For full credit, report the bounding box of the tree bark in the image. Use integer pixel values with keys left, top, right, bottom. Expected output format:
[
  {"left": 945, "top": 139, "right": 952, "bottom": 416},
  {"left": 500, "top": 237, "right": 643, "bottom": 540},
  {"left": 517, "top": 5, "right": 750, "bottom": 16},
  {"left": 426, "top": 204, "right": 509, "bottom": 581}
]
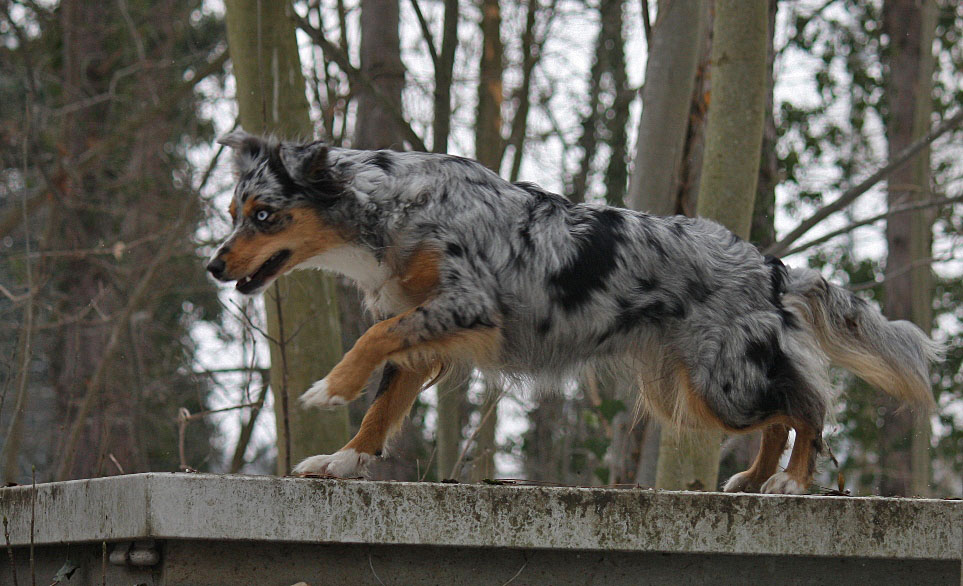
[
  {"left": 224, "top": 0, "right": 348, "bottom": 475},
  {"left": 465, "top": 0, "right": 505, "bottom": 480},
  {"left": 626, "top": 0, "right": 706, "bottom": 214},
  {"left": 432, "top": 0, "right": 460, "bottom": 153},
  {"left": 475, "top": 0, "right": 504, "bottom": 170},
  {"left": 878, "top": 0, "right": 937, "bottom": 497},
  {"left": 656, "top": 0, "right": 769, "bottom": 492}
]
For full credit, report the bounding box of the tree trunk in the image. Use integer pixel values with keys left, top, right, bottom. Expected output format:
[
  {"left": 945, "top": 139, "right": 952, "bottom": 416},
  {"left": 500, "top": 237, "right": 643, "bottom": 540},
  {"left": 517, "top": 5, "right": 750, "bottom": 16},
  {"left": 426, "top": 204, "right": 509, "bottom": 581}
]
[
  {"left": 656, "top": 0, "right": 769, "bottom": 492},
  {"left": 432, "top": 0, "right": 460, "bottom": 153},
  {"left": 878, "top": 0, "right": 937, "bottom": 497},
  {"left": 466, "top": 0, "right": 505, "bottom": 480},
  {"left": 224, "top": 0, "right": 348, "bottom": 475},
  {"left": 476, "top": 0, "right": 504, "bottom": 170},
  {"left": 626, "top": 0, "right": 706, "bottom": 214}
]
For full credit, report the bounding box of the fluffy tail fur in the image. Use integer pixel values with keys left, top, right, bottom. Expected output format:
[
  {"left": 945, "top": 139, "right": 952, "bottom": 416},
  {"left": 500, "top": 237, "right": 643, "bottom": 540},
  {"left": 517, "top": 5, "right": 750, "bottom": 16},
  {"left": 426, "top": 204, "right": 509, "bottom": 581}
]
[{"left": 784, "top": 268, "right": 940, "bottom": 409}]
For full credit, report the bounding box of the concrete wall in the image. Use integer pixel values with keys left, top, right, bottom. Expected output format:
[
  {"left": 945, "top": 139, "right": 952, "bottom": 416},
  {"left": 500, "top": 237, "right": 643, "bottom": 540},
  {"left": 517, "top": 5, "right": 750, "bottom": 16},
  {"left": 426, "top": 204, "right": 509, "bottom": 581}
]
[{"left": 0, "top": 473, "right": 959, "bottom": 585}]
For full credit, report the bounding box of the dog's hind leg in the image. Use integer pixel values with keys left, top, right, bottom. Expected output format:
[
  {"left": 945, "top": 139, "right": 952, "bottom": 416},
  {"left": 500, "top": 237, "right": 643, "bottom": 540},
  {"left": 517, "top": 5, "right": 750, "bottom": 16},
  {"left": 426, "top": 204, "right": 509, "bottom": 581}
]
[
  {"left": 294, "top": 361, "right": 433, "bottom": 477},
  {"left": 760, "top": 421, "right": 821, "bottom": 495},
  {"left": 723, "top": 423, "right": 790, "bottom": 493}
]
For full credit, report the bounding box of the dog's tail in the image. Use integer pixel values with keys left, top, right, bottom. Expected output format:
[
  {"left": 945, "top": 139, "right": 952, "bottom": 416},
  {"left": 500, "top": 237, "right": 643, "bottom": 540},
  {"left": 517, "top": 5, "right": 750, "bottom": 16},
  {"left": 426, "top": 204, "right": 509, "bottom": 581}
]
[{"left": 783, "top": 268, "right": 940, "bottom": 409}]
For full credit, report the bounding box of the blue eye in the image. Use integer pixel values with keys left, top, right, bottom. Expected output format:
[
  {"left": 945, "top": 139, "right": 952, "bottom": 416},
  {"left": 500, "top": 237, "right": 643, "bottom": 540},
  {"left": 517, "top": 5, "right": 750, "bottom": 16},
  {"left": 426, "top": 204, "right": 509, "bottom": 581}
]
[{"left": 255, "top": 210, "right": 270, "bottom": 222}]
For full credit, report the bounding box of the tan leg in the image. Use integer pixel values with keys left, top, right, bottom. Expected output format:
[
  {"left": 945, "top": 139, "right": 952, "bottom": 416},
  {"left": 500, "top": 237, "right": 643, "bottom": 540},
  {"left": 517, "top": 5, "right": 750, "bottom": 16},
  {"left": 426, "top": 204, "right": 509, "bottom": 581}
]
[
  {"left": 293, "top": 362, "right": 433, "bottom": 477},
  {"left": 760, "top": 423, "right": 820, "bottom": 494},
  {"left": 300, "top": 307, "right": 499, "bottom": 409},
  {"left": 344, "top": 364, "right": 432, "bottom": 456},
  {"left": 723, "top": 424, "right": 790, "bottom": 493}
]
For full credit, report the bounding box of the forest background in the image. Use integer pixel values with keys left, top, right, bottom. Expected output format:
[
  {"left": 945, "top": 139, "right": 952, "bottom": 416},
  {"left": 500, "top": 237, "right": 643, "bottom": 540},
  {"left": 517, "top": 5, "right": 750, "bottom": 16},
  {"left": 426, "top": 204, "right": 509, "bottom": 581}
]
[{"left": 1, "top": 0, "right": 961, "bottom": 497}]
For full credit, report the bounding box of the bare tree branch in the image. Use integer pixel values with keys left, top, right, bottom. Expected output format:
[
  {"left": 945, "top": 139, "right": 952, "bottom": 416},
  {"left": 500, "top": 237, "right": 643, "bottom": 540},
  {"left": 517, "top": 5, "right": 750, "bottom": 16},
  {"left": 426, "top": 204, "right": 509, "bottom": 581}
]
[
  {"left": 640, "top": 0, "right": 652, "bottom": 46},
  {"left": 409, "top": 0, "right": 440, "bottom": 71},
  {"left": 294, "top": 14, "right": 429, "bottom": 152},
  {"left": 784, "top": 193, "right": 963, "bottom": 256},
  {"left": 766, "top": 109, "right": 963, "bottom": 257}
]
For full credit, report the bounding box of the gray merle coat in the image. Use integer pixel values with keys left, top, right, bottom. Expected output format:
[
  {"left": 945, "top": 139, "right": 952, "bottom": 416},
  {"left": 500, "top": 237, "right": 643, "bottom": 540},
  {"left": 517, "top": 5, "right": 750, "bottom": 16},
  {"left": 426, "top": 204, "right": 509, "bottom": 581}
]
[{"left": 207, "top": 131, "right": 938, "bottom": 494}]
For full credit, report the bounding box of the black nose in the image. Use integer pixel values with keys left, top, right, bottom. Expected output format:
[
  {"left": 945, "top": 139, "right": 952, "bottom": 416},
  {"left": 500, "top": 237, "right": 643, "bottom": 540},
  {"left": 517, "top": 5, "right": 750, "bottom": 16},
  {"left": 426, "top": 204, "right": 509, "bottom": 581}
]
[{"left": 207, "top": 258, "right": 226, "bottom": 280}]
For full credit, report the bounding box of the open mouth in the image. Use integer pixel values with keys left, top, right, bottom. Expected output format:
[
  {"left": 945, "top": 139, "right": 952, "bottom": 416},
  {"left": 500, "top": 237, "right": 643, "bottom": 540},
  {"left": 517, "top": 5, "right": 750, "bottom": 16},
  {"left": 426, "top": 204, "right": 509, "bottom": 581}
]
[{"left": 236, "top": 250, "right": 292, "bottom": 294}]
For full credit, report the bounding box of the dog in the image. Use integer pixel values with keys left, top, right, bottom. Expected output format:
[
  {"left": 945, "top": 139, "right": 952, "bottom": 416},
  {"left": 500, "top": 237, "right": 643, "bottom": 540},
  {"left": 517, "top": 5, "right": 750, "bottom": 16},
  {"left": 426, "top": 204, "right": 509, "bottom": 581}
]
[{"left": 207, "top": 130, "right": 939, "bottom": 494}]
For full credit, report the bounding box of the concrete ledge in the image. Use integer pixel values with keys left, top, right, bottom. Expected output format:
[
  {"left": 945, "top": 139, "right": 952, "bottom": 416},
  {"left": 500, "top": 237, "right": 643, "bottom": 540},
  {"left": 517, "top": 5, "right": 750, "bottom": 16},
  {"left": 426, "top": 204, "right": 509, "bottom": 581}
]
[{"left": 1, "top": 473, "right": 960, "bottom": 585}]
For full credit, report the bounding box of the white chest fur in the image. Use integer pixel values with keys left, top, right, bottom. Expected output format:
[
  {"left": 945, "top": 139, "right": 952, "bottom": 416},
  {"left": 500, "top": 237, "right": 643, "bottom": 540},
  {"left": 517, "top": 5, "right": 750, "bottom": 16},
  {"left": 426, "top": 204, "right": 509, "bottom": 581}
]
[{"left": 294, "top": 245, "right": 408, "bottom": 315}]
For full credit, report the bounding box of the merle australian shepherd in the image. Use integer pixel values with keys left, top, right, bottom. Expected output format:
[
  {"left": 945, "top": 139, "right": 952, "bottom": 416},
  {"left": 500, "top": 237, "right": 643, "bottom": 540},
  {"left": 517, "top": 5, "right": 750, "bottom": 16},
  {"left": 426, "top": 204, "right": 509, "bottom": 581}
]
[{"left": 207, "top": 131, "right": 938, "bottom": 494}]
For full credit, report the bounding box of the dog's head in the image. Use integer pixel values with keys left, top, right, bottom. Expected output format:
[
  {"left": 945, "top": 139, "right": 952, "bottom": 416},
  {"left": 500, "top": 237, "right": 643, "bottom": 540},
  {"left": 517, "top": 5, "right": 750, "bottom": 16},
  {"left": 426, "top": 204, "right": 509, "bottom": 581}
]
[{"left": 207, "top": 131, "right": 346, "bottom": 294}]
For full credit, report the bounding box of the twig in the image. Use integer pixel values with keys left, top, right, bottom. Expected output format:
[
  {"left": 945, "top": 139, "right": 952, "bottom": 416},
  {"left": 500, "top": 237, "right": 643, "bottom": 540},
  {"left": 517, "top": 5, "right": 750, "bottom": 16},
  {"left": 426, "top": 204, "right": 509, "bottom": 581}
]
[
  {"left": 418, "top": 441, "right": 437, "bottom": 482},
  {"left": 225, "top": 299, "right": 278, "bottom": 344},
  {"left": 29, "top": 468, "right": 35, "bottom": 586},
  {"left": 849, "top": 255, "right": 950, "bottom": 292},
  {"left": 3, "top": 516, "right": 18, "bottom": 586},
  {"left": 766, "top": 109, "right": 963, "bottom": 257},
  {"left": 107, "top": 453, "right": 125, "bottom": 475},
  {"left": 783, "top": 193, "right": 963, "bottom": 256},
  {"left": 449, "top": 387, "right": 503, "bottom": 480},
  {"left": 0, "top": 284, "right": 31, "bottom": 303},
  {"left": 178, "top": 401, "right": 264, "bottom": 471},
  {"left": 640, "top": 0, "right": 652, "bottom": 47},
  {"left": 101, "top": 542, "right": 106, "bottom": 586},
  {"left": 230, "top": 375, "right": 271, "bottom": 473},
  {"left": 368, "top": 553, "right": 386, "bottom": 586},
  {"left": 501, "top": 557, "right": 529, "bottom": 586},
  {"left": 177, "top": 408, "right": 190, "bottom": 471},
  {"left": 409, "top": 0, "right": 439, "bottom": 71},
  {"left": 271, "top": 284, "right": 293, "bottom": 475}
]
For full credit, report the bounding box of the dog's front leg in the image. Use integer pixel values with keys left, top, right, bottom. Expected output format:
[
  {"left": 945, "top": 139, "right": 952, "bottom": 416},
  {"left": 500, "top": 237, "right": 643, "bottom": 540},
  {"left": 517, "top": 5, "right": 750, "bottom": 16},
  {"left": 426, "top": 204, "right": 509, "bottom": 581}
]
[
  {"left": 293, "top": 361, "right": 432, "bottom": 477},
  {"left": 296, "top": 292, "right": 500, "bottom": 477},
  {"left": 300, "top": 292, "right": 499, "bottom": 409}
]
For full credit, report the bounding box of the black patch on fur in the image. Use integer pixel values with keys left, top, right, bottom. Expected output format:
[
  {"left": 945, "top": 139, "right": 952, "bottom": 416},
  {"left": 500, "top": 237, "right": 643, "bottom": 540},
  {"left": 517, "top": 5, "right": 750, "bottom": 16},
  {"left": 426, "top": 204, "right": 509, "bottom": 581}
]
[
  {"left": 613, "top": 295, "right": 688, "bottom": 333},
  {"left": 764, "top": 255, "right": 797, "bottom": 328},
  {"left": 635, "top": 277, "right": 659, "bottom": 292},
  {"left": 265, "top": 148, "right": 299, "bottom": 198},
  {"left": 636, "top": 222, "right": 667, "bottom": 260},
  {"left": 549, "top": 208, "right": 625, "bottom": 312},
  {"left": 375, "top": 362, "right": 399, "bottom": 399},
  {"left": 736, "top": 333, "right": 817, "bottom": 428},
  {"left": 446, "top": 242, "right": 464, "bottom": 257},
  {"left": 369, "top": 151, "right": 395, "bottom": 174},
  {"left": 537, "top": 317, "right": 552, "bottom": 335},
  {"left": 685, "top": 277, "right": 713, "bottom": 303}
]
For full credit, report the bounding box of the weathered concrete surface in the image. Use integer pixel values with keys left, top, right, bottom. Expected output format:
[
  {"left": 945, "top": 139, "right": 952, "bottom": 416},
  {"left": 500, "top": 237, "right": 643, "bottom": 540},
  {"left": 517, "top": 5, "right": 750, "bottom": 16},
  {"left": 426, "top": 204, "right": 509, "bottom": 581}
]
[{"left": 0, "top": 473, "right": 960, "bottom": 585}]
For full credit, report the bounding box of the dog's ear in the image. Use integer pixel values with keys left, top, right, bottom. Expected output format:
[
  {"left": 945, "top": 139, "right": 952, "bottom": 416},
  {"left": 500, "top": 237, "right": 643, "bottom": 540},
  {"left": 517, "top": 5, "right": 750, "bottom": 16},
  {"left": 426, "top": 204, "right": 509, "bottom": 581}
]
[
  {"left": 217, "top": 129, "right": 265, "bottom": 173},
  {"left": 279, "top": 140, "right": 330, "bottom": 186}
]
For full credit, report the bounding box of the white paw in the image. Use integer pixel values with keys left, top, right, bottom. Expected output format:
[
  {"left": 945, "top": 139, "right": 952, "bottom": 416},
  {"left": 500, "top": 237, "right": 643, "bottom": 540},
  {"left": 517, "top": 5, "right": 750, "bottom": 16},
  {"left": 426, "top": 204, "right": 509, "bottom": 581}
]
[
  {"left": 299, "top": 378, "right": 345, "bottom": 408},
  {"left": 293, "top": 449, "right": 373, "bottom": 478},
  {"left": 760, "top": 472, "right": 807, "bottom": 495},
  {"left": 723, "top": 471, "right": 761, "bottom": 493}
]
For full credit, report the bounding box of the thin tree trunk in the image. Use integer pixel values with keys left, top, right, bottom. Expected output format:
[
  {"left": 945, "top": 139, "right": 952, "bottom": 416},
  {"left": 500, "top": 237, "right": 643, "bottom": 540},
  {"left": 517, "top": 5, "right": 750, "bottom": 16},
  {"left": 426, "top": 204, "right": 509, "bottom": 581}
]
[
  {"left": 467, "top": 0, "right": 505, "bottom": 480},
  {"left": 656, "top": 0, "right": 769, "bottom": 492},
  {"left": 878, "top": 0, "right": 937, "bottom": 497},
  {"left": 224, "top": 0, "right": 348, "bottom": 475},
  {"left": 626, "top": 0, "right": 706, "bottom": 214},
  {"left": 476, "top": 0, "right": 504, "bottom": 170},
  {"left": 432, "top": 0, "right": 460, "bottom": 153}
]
